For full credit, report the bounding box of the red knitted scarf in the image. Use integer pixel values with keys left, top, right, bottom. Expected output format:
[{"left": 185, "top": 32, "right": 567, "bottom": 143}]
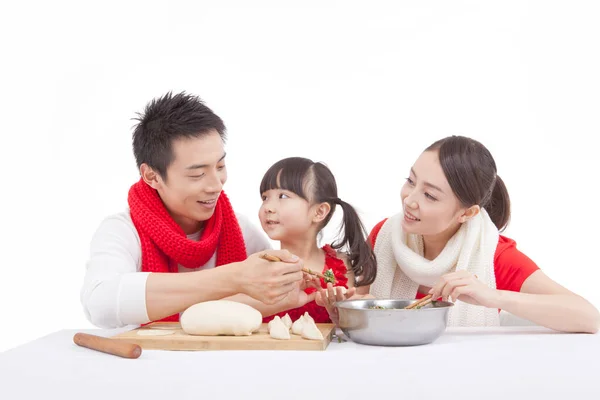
[{"left": 127, "top": 178, "right": 248, "bottom": 322}]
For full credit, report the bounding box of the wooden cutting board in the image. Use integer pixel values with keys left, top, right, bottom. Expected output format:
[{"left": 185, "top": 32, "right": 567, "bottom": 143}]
[{"left": 111, "top": 322, "right": 336, "bottom": 351}]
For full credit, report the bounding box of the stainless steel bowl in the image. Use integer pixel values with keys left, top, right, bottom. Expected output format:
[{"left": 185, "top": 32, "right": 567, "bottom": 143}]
[{"left": 335, "top": 299, "right": 453, "bottom": 346}]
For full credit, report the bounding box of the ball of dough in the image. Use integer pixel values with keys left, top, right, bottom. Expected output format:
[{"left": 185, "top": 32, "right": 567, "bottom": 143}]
[{"left": 180, "top": 300, "right": 262, "bottom": 336}]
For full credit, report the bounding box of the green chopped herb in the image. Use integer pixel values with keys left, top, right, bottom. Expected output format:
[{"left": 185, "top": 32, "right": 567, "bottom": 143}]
[{"left": 323, "top": 269, "right": 336, "bottom": 284}]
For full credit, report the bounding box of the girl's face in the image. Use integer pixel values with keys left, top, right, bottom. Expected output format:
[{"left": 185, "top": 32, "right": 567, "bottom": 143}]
[
  {"left": 400, "top": 150, "right": 471, "bottom": 236},
  {"left": 259, "top": 188, "right": 319, "bottom": 241}
]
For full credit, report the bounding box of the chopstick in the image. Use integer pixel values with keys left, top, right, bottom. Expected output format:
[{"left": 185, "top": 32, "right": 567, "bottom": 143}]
[
  {"left": 404, "top": 294, "right": 433, "bottom": 310},
  {"left": 303, "top": 268, "right": 329, "bottom": 282},
  {"left": 260, "top": 253, "right": 283, "bottom": 262},
  {"left": 406, "top": 277, "right": 474, "bottom": 309},
  {"left": 260, "top": 253, "right": 330, "bottom": 282}
]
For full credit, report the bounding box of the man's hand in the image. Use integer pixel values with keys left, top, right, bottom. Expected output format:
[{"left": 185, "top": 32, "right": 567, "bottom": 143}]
[
  {"left": 233, "top": 250, "right": 304, "bottom": 305},
  {"left": 280, "top": 274, "right": 322, "bottom": 310}
]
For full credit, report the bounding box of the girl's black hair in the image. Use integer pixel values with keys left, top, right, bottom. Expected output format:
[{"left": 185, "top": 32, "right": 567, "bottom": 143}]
[{"left": 260, "top": 157, "right": 376, "bottom": 286}]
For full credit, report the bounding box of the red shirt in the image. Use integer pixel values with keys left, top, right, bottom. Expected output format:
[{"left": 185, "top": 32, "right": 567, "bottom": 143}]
[
  {"left": 368, "top": 219, "right": 540, "bottom": 297},
  {"left": 262, "top": 244, "right": 349, "bottom": 324}
]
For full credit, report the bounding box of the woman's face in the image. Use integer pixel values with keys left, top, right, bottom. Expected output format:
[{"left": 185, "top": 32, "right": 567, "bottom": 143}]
[{"left": 400, "top": 150, "right": 470, "bottom": 236}]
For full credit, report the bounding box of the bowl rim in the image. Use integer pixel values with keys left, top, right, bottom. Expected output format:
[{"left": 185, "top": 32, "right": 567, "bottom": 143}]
[{"left": 334, "top": 298, "right": 454, "bottom": 310}]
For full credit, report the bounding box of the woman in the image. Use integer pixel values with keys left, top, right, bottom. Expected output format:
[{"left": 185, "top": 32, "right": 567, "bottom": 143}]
[{"left": 317, "top": 135, "right": 599, "bottom": 333}]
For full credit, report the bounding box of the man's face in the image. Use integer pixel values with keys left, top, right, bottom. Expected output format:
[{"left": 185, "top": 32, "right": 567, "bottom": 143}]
[{"left": 146, "top": 130, "right": 227, "bottom": 234}]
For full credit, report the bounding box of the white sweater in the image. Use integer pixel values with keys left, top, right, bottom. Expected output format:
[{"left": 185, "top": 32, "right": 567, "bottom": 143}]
[{"left": 80, "top": 210, "right": 272, "bottom": 329}]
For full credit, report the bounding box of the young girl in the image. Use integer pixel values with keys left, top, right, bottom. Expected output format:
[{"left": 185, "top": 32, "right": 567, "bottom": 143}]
[
  {"left": 318, "top": 135, "right": 600, "bottom": 333},
  {"left": 258, "top": 157, "right": 377, "bottom": 323}
]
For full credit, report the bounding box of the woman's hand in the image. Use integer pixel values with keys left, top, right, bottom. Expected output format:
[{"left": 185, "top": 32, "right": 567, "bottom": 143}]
[{"left": 429, "top": 271, "right": 500, "bottom": 308}]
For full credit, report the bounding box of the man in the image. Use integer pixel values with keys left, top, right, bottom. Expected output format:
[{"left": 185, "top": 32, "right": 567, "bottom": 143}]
[{"left": 81, "top": 92, "right": 316, "bottom": 329}]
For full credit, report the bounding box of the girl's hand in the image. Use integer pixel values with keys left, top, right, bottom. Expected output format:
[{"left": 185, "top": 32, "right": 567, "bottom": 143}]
[
  {"left": 429, "top": 271, "right": 500, "bottom": 308},
  {"left": 315, "top": 283, "right": 356, "bottom": 325}
]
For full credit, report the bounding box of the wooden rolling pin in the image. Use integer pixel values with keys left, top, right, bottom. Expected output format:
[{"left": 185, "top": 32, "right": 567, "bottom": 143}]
[{"left": 73, "top": 333, "right": 142, "bottom": 359}]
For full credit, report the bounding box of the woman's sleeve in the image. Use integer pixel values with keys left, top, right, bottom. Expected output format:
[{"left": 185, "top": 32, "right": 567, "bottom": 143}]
[{"left": 494, "top": 236, "right": 541, "bottom": 293}]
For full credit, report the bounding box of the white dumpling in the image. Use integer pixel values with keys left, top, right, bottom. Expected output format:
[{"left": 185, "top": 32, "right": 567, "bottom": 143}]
[
  {"left": 303, "top": 312, "right": 315, "bottom": 324},
  {"left": 291, "top": 315, "right": 305, "bottom": 335},
  {"left": 268, "top": 316, "right": 282, "bottom": 332},
  {"left": 180, "top": 300, "right": 262, "bottom": 336},
  {"left": 268, "top": 316, "right": 291, "bottom": 340},
  {"left": 301, "top": 318, "right": 324, "bottom": 340},
  {"left": 282, "top": 313, "right": 293, "bottom": 331}
]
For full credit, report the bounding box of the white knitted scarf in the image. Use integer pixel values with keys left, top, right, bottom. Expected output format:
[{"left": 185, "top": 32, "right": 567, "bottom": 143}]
[{"left": 370, "top": 209, "right": 501, "bottom": 327}]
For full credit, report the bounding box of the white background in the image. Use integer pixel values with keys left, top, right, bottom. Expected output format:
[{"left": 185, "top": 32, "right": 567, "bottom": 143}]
[{"left": 1, "top": 0, "right": 599, "bottom": 352}]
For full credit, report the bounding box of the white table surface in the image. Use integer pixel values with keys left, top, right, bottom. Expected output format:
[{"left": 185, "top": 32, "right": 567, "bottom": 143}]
[{"left": 0, "top": 326, "right": 598, "bottom": 400}]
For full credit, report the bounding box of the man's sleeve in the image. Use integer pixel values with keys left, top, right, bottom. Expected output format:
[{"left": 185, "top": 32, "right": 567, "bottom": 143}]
[{"left": 80, "top": 215, "right": 151, "bottom": 329}]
